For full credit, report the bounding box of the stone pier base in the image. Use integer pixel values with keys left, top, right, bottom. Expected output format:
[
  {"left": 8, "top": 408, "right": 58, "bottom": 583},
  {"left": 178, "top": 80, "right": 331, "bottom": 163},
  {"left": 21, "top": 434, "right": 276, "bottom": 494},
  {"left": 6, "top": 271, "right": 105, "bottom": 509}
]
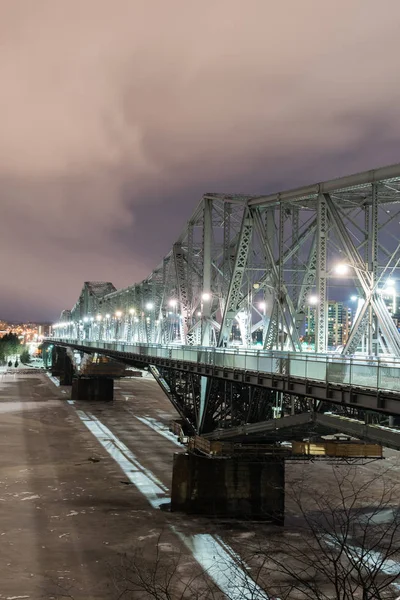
[
  {"left": 71, "top": 377, "right": 114, "bottom": 402},
  {"left": 171, "top": 452, "right": 285, "bottom": 523},
  {"left": 51, "top": 347, "right": 73, "bottom": 385}
]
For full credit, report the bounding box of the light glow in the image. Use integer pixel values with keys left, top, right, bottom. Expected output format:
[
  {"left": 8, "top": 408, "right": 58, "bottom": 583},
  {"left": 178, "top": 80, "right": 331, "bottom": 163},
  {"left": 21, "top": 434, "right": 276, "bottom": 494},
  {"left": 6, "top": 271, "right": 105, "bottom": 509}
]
[
  {"left": 334, "top": 263, "right": 350, "bottom": 275},
  {"left": 308, "top": 295, "right": 319, "bottom": 305}
]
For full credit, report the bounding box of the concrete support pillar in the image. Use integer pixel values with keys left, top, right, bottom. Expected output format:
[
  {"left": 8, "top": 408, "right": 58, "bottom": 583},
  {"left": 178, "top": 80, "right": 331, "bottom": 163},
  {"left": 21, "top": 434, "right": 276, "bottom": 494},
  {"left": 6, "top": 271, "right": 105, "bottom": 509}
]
[
  {"left": 51, "top": 346, "right": 65, "bottom": 377},
  {"left": 50, "top": 347, "right": 74, "bottom": 385},
  {"left": 50, "top": 346, "right": 59, "bottom": 375},
  {"left": 71, "top": 377, "right": 114, "bottom": 402},
  {"left": 171, "top": 452, "right": 285, "bottom": 524},
  {"left": 59, "top": 353, "right": 74, "bottom": 386}
]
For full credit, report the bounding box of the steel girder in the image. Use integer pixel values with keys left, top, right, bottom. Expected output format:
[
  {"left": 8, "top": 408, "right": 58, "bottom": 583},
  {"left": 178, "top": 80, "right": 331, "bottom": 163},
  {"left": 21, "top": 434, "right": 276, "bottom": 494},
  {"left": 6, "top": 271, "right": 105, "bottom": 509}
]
[
  {"left": 56, "top": 162, "right": 400, "bottom": 358},
  {"left": 325, "top": 193, "right": 400, "bottom": 356},
  {"left": 217, "top": 207, "right": 254, "bottom": 347},
  {"left": 151, "top": 365, "right": 275, "bottom": 434},
  {"left": 316, "top": 195, "right": 328, "bottom": 353}
]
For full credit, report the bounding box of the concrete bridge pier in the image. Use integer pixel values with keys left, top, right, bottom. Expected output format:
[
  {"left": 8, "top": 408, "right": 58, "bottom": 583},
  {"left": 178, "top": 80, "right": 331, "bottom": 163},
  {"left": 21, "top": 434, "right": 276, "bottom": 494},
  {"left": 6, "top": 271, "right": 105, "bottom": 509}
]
[
  {"left": 71, "top": 377, "right": 114, "bottom": 402},
  {"left": 171, "top": 452, "right": 285, "bottom": 524},
  {"left": 59, "top": 354, "right": 74, "bottom": 386},
  {"left": 51, "top": 346, "right": 74, "bottom": 385}
]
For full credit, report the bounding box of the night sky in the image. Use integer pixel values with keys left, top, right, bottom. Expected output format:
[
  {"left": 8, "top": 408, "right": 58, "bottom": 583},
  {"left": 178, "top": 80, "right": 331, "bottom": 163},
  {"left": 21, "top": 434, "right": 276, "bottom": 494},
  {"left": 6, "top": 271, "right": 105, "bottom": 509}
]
[{"left": 2, "top": 1, "right": 400, "bottom": 322}]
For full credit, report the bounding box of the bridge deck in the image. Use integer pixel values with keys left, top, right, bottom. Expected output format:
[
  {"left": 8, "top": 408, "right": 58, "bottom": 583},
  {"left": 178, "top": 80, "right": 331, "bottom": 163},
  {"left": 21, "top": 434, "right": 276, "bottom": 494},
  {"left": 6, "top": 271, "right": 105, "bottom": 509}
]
[{"left": 51, "top": 339, "right": 400, "bottom": 415}]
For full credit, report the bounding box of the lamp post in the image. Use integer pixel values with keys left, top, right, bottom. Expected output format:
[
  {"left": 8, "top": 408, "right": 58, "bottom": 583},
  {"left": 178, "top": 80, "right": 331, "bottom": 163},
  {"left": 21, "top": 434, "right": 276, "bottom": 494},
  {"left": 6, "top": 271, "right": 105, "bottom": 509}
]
[
  {"left": 144, "top": 302, "right": 154, "bottom": 343},
  {"left": 83, "top": 316, "right": 89, "bottom": 341},
  {"left": 168, "top": 299, "right": 179, "bottom": 342},
  {"left": 115, "top": 311, "right": 122, "bottom": 342},
  {"left": 128, "top": 308, "right": 135, "bottom": 344},
  {"left": 333, "top": 262, "right": 392, "bottom": 356},
  {"left": 96, "top": 314, "right": 102, "bottom": 341},
  {"left": 201, "top": 292, "right": 212, "bottom": 346},
  {"left": 77, "top": 320, "right": 83, "bottom": 342},
  {"left": 381, "top": 279, "right": 397, "bottom": 315},
  {"left": 258, "top": 301, "right": 267, "bottom": 347},
  {"left": 105, "top": 314, "right": 110, "bottom": 341}
]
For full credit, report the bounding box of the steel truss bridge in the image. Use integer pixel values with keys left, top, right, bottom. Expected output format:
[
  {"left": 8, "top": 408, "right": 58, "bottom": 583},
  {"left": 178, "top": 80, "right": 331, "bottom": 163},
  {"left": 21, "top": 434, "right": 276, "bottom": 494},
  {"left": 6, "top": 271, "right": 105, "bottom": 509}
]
[{"left": 50, "top": 163, "right": 400, "bottom": 443}]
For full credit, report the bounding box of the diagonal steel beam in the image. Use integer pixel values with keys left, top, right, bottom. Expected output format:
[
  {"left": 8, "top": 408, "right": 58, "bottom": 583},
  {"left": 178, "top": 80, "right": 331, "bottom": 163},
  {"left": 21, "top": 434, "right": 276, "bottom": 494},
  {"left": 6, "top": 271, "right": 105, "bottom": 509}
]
[{"left": 218, "top": 207, "right": 254, "bottom": 347}]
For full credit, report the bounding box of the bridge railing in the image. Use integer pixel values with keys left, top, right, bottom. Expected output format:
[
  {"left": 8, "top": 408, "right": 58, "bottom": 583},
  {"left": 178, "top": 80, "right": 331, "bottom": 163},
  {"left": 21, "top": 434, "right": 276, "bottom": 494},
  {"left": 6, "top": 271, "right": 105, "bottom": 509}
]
[{"left": 51, "top": 339, "right": 400, "bottom": 394}]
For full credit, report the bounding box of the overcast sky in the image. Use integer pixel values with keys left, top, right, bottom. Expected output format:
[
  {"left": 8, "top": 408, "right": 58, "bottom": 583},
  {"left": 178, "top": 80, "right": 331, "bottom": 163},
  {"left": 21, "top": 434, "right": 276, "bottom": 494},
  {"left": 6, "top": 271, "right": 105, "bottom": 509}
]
[{"left": 1, "top": 0, "right": 400, "bottom": 321}]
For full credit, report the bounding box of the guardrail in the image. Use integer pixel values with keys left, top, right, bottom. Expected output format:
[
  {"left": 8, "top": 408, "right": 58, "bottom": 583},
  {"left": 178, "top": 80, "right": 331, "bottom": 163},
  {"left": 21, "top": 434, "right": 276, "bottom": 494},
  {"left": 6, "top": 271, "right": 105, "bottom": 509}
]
[{"left": 49, "top": 338, "right": 400, "bottom": 394}]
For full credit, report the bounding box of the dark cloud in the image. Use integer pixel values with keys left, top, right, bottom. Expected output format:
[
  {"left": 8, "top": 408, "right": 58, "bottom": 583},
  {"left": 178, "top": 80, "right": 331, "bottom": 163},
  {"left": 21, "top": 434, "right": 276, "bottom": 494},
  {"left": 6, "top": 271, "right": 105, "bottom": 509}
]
[{"left": 1, "top": 0, "right": 400, "bottom": 321}]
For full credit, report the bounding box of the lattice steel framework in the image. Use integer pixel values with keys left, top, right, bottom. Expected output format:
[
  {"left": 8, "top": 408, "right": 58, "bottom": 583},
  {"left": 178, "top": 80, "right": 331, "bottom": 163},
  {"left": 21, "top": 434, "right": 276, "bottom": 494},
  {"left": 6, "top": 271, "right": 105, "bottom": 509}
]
[{"left": 55, "top": 163, "right": 400, "bottom": 358}]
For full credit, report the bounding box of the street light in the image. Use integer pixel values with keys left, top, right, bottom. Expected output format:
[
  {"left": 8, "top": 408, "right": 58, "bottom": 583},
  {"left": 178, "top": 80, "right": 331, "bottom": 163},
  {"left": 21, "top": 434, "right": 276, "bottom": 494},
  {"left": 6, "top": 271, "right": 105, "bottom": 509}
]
[
  {"left": 334, "top": 263, "right": 350, "bottom": 276},
  {"left": 201, "top": 292, "right": 211, "bottom": 301},
  {"left": 96, "top": 314, "right": 102, "bottom": 341},
  {"left": 115, "top": 311, "right": 122, "bottom": 341},
  {"left": 379, "top": 280, "right": 397, "bottom": 314},
  {"left": 145, "top": 302, "right": 154, "bottom": 310},
  {"left": 308, "top": 295, "right": 319, "bottom": 305},
  {"left": 169, "top": 299, "right": 177, "bottom": 307},
  {"left": 334, "top": 262, "right": 372, "bottom": 278}
]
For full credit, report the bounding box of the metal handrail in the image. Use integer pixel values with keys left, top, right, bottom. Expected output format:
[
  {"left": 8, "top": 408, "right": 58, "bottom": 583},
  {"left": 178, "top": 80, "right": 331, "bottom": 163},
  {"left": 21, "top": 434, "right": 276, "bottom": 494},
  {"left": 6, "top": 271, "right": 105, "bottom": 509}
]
[{"left": 49, "top": 337, "right": 400, "bottom": 394}]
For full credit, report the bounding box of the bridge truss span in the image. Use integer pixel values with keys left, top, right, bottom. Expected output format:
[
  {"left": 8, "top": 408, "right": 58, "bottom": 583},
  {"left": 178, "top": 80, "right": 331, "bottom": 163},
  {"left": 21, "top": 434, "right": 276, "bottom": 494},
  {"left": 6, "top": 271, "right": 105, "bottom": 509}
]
[
  {"left": 50, "top": 163, "right": 400, "bottom": 439},
  {"left": 50, "top": 338, "right": 400, "bottom": 436},
  {"left": 55, "top": 162, "right": 400, "bottom": 359}
]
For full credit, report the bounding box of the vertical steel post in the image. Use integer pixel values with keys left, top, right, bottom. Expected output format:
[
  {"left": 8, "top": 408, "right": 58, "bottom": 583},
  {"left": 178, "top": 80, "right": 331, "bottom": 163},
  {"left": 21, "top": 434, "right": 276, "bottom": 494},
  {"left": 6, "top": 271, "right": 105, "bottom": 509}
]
[
  {"left": 369, "top": 183, "right": 378, "bottom": 355},
  {"left": 263, "top": 208, "right": 276, "bottom": 347},
  {"left": 292, "top": 207, "right": 299, "bottom": 311},
  {"left": 223, "top": 203, "right": 232, "bottom": 297},
  {"left": 201, "top": 198, "right": 213, "bottom": 346},
  {"left": 316, "top": 194, "right": 327, "bottom": 353},
  {"left": 278, "top": 202, "right": 285, "bottom": 350}
]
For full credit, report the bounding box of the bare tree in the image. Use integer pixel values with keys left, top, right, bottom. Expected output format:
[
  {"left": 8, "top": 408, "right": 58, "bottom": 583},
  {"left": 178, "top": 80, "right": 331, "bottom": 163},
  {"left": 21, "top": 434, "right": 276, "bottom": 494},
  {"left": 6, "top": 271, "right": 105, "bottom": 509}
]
[
  {"left": 251, "top": 464, "right": 400, "bottom": 600},
  {"left": 112, "top": 464, "right": 400, "bottom": 600},
  {"left": 111, "top": 531, "right": 225, "bottom": 599}
]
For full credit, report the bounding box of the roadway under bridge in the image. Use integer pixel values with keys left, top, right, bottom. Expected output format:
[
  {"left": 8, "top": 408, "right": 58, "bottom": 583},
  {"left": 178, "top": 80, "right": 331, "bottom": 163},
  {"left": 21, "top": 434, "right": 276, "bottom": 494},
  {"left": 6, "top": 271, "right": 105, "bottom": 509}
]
[{"left": 47, "top": 162, "right": 400, "bottom": 520}]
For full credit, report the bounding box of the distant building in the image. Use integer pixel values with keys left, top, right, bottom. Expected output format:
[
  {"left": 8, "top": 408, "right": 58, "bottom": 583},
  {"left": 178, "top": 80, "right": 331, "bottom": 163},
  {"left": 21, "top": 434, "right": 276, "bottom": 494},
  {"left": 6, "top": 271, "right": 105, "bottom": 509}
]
[
  {"left": 0, "top": 321, "right": 52, "bottom": 342},
  {"left": 305, "top": 307, "right": 316, "bottom": 342},
  {"left": 305, "top": 302, "right": 353, "bottom": 349},
  {"left": 327, "top": 302, "right": 352, "bottom": 347},
  {"left": 37, "top": 323, "right": 51, "bottom": 337}
]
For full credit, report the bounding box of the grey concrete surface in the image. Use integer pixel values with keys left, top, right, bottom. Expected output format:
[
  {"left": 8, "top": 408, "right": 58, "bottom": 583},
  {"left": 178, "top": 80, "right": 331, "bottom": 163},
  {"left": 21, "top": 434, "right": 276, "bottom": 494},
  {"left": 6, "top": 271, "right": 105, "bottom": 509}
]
[
  {"left": 0, "top": 373, "right": 185, "bottom": 599},
  {"left": 0, "top": 371, "right": 399, "bottom": 599}
]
